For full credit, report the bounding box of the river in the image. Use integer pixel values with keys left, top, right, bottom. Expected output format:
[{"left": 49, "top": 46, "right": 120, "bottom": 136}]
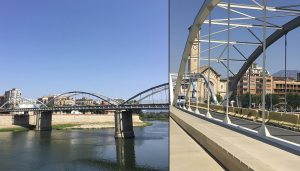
[{"left": 0, "top": 121, "right": 169, "bottom": 171}]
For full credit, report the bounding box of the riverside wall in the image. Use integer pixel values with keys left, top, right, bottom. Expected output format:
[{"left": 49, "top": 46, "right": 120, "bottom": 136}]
[{"left": 0, "top": 114, "right": 143, "bottom": 128}]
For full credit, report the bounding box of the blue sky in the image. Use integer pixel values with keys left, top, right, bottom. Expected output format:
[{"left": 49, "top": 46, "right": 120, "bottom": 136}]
[
  {"left": 0, "top": 0, "right": 168, "bottom": 99},
  {"left": 170, "top": 0, "right": 300, "bottom": 77}
]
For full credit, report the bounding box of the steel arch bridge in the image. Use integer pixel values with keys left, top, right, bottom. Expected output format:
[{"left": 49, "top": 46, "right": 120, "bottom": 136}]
[
  {"left": 121, "top": 83, "right": 169, "bottom": 105},
  {"left": 44, "top": 91, "right": 120, "bottom": 106},
  {"left": 0, "top": 83, "right": 169, "bottom": 113},
  {"left": 173, "top": 0, "right": 300, "bottom": 104}
]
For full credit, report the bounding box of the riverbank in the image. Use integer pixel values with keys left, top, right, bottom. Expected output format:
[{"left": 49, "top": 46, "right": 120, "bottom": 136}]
[
  {"left": 139, "top": 112, "right": 169, "bottom": 121},
  {"left": 52, "top": 121, "right": 152, "bottom": 130},
  {"left": 0, "top": 114, "right": 151, "bottom": 132},
  {"left": 0, "top": 121, "right": 152, "bottom": 132},
  {"left": 0, "top": 126, "right": 29, "bottom": 132}
]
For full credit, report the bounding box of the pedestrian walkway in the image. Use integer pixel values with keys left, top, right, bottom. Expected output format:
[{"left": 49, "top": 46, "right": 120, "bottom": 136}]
[
  {"left": 170, "top": 118, "right": 224, "bottom": 171},
  {"left": 170, "top": 106, "right": 300, "bottom": 171}
]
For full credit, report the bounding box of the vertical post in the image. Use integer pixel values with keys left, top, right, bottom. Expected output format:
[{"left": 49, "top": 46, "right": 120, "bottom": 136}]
[
  {"left": 270, "top": 93, "right": 273, "bottom": 111},
  {"left": 169, "top": 74, "right": 174, "bottom": 106},
  {"left": 258, "top": 0, "right": 270, "bottom": 136},
  {"left": 206, "top": 13, "right": 212, "bottom": 118},
  {"left": 284, "top": 34, "right": 287, "bottom": 114},
  {"left": 224, "top": 0, "right": 232, "bottom": 124},
  {"left": 188, "top": 96, "right": 192, "bottom": 112},
  {"left": 248, "top": 65, "right": 252, "bottom": 108},
  {"left": 182, "top": 82, "right": 187, "bottom": 110},
  {"left": 195, "top": 30, "right": 201, "bottom": 114}
]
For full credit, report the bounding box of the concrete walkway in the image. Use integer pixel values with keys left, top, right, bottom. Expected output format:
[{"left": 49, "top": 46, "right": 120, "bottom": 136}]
[
  {"left": 170, "top": 118, "right": 224, "bottom": 171},
  {"left": 170, "top": 106, "right": 300, "bottom": 171}
]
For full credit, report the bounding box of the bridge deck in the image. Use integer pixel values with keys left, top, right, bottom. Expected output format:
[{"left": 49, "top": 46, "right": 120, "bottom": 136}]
[
  {"left": 170, "top": 106, "right": 300, "bottom": 171},
  {"left": 170, "top": 118, "right": 224, "bottom": 171}
]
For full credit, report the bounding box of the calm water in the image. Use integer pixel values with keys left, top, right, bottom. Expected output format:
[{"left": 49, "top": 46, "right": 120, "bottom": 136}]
[{"left": 0, "top": 121, "right": 169, "bottom": 171}]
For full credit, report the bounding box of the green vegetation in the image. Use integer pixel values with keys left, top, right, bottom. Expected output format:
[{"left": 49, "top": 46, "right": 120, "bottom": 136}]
[
  {"left": 52, "top": 124, "right": 83, "bottom": 130},
  {"left": 239, "top": 93, "right": 279, "bottom": 109},
  {"left": 139, "top": 122, "right": 153, "bottom": 127},
  {"left": 209, "top": 94, "right": 223, "bottom": 103},
  {"left": 139, "top": 112, "right": 169, "bottom": 121},
  {"left": 266, "top": 94, "right": 279, "bottom": 109},
  {"left": 286, "top": 93, "right": 300, "bottom": 111},
  {"left": 0, "top": 127, "right": 29, "bottom": 132}
]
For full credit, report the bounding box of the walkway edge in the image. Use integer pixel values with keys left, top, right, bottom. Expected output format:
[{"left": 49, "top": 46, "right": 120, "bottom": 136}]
[{"left": 170, "top": 108, "right": 254, "bottom": 171}]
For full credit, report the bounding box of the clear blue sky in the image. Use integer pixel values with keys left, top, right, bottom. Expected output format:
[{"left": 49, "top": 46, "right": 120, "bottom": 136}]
[
  {"left": 0, "top": 0, "right": 168, "bottom": 99},
  {"left": 170, "top": 0, "right": 300, "bottom": 77}
]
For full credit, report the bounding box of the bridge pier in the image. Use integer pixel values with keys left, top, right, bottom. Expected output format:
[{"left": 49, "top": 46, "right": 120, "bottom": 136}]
[
  {"left": 114, "top": 110, "right": 135, "bottom": 138},
  {"left": 36, "top": 111, "right": 52, "bottom": 131}
]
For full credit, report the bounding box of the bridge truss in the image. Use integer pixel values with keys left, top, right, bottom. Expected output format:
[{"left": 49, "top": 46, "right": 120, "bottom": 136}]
[
  {"left": 172, "top": 0, "right": 300, "bottom": 136},
  {"left": 0, "top": 83, "right": 169, "bottom": 113}
]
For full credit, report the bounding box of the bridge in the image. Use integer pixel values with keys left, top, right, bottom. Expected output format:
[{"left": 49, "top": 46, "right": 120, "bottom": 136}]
[
  {"left": 0, "top": 83, "right": 169, "bottom": 139},
  {"left": 171, "top": 0, "right": 300, "bottom": 170}
]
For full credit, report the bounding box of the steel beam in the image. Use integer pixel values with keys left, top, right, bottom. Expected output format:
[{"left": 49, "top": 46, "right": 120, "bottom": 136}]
[
  {"left": 173, "top": 0, "right": 221, "bottom": 105},
  {"left": 229, "top": 16, "right": 300, "bottom": 97}
]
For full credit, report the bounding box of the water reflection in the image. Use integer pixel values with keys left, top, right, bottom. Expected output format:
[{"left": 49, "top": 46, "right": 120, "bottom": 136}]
[
  {"left": 116, "top": 138, "right": 136, "bottom": 169},
  {"left": 0, "top": 121, "right": 168, "bottom": 171}
]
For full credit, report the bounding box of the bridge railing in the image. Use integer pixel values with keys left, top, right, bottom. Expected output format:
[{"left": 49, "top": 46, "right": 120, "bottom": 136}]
[{"left": 190, "top": 103, "right": 300, "bottom": 130}]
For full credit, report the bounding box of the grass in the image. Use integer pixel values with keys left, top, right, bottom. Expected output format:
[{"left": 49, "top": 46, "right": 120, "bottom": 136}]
[
  {"left": 139, "top": 122, "right": 153, "bottom": 127},
  {"left": 0, "top": 127, "right": 29, "bottom": 132},
  {"left": 52, "top": 124, "right": 83, "bottom": 130}
]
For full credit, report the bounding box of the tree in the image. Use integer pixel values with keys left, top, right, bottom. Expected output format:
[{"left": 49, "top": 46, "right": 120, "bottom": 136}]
[
  {"left": 252, "top": 95, "right": 261, "bottom": 108},
  {"left": 286, "top": 93, "right": 300, "bottom": 111},
  {"left": 265, "top": 94, "right": 279, "bottom": 110},
  {"left": 239, "top": 93, "right": 263, "bottom": 108},
  {"left": 240, "top": 93, "right": 250, "bottom": 108}
]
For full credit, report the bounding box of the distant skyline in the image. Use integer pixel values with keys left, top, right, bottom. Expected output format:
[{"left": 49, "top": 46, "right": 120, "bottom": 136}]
[
  {"left": 0, "top": 0, "right": 168, "bottom": 99},
  {"left": 170, "top": 0, "right": 300, "bottom": 77}
]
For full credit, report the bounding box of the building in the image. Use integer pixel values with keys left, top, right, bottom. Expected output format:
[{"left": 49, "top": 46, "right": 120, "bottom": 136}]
[
  {"left": 181, "top": 36, "right": 228, "bottom": 103},
  {"left": 0, "top": 95, "right": 5, "bottom": 106},
  {"left": 197, "top": 65, "right": 227, "bottom": 101},
  {"left": 38, "top": 95, "right": 76, "bottom": 106},
  {"left": 236, "top": 63, "right": 272, "bottom": 96},
  {"left": 236, "top": 63, "right": 300, "bottom": 108},
  {"left": 272, "top": 76, "right": 300, "bottom": 106},
  {"left": 4, "top": 88, "right": 22, "bottom": 108},
  {"left": 55, "top": 96, "right": 75, "bottom": 106},
  {"left": 75, "top": 97, "right": 94, "bottom": 106},
  {"left": 183, "top": 64, "right": 228, "bottom": 103},
  {"left": 38, "top": 95, "right": 57, "bottom": 106}
]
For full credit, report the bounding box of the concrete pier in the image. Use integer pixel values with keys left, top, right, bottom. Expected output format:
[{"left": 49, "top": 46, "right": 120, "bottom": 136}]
[
  {"left": 115, "top": 110, "right": 135, "bottom": 138},
  {"left": 36, "top": 111, "right": 52, "bottom": 131}
]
